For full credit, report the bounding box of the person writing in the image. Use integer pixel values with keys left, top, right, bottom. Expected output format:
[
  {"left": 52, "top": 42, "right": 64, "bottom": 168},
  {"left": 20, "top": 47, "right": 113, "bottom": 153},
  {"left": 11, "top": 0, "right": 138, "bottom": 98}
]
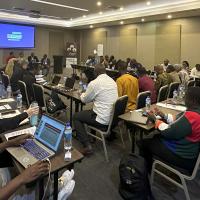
[{"left": 138, "top": 87, "right": 200, "bottom": 173}]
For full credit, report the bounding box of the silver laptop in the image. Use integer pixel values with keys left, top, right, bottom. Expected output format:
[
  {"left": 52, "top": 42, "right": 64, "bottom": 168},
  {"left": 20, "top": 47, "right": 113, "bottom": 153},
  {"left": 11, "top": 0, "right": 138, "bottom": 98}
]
[{"left": 7, "top": 115, "right": 65, "bottom": 168}]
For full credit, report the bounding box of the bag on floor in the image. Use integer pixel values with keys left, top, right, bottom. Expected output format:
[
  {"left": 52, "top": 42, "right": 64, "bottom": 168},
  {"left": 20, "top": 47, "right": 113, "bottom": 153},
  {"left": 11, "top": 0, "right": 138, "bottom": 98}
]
[
  {"left": 46, "top": 90, "right": 66, "bottom": 113},
  {"left": 119, "top": 154, "right": 154, "bottom": 200}
]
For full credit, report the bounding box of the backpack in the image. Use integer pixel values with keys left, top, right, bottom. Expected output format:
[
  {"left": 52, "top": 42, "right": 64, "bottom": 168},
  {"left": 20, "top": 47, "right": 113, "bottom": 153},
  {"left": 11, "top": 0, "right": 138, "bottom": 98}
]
[
  {"left": 119, "top": 154, "right": 154, "bottom": 200},
  {"left": 46, "top": 90, "right": 66, "bottom": 114}
]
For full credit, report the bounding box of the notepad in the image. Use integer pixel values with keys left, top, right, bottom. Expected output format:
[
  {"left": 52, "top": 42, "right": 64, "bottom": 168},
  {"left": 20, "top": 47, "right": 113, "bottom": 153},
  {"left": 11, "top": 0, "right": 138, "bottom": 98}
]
[
  {"left": 156, "top": 103, "right": 186, "bottom": 112},
  {"left": 0, "top": 98, "right": 15, "bottom": 103}
]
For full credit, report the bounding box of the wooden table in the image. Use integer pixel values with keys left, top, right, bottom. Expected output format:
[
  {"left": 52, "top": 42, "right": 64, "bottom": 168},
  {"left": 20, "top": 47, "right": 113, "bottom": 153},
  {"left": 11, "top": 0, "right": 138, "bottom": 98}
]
[
  {"left": 2, "top": 126, "right": 84, "bottom": 200},
  {"left": 119, "top": 103, "right": 182, "bottom": 151}
]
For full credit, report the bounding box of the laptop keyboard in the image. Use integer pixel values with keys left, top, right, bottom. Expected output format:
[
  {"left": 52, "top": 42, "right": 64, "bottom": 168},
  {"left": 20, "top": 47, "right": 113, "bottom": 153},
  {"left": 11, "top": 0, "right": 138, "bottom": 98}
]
[{"left": 22, "top": 140, "right": 50, "bottom": 160}]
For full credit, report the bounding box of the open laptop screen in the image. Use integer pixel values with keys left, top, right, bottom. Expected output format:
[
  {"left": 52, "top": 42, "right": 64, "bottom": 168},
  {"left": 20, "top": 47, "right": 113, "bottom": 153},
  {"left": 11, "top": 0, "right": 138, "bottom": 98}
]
[
  {"left": 35, "top": 115, "right": 65, "bottom": 152},
  {"left": 65, "top": 78, "right": 75, "bottom": 89},
  {"left": 52, "top": 76, "right": 61, "bottom": 85}
]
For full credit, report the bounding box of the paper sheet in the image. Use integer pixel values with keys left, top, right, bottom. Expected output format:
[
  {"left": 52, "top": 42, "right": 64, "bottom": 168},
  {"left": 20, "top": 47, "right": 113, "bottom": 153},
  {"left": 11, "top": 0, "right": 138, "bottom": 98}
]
[
  {"left": 156, "top": 103, "right": 186, "bottom": 112},
  {"left": 0, "top": 98, "right": 15, "bottom": 103}
]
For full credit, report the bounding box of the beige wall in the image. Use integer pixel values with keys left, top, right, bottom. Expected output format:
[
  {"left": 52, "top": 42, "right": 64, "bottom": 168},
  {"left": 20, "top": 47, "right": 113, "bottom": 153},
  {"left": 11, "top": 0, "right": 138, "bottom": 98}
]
[
  {"left": 79, "top": 16, "right": 200, "bottom": 69},
  {"left": 0, "top": 26, "right": 76, "bottom": 67}
]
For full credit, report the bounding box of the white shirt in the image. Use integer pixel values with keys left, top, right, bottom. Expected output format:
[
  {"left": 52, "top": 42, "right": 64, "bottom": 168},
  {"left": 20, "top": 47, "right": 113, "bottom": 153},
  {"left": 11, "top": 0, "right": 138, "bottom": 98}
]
[
  {"left": 161, "top": 63, "right": 170, "bottom": 72},
  {"left": 191, "top": 67, "right": 200, "bottom": 78},
  {"left": 81, "top": 74, "right": 118, "bottom": 125}
]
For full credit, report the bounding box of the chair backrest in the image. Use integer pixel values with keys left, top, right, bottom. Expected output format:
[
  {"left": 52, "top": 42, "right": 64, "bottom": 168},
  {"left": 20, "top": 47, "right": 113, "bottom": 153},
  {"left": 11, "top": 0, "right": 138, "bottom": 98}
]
[
  {"left": 18, "top": 81, "right": 30, "bottom": 107},
  {"left": 187, "top": 80, "right": 195, "bottom": 88},
  {"left": 107, "top": 95, "right": 128, "bottom": 132},
  {"left": 1, "top": 73, "right": 10, "bottom": 89},
  {"left": 157, "top": 85, "right": 169, "bottom": 102},
  {"left": 136, "top": 91, "right": 151, "bottom": 109},
  {"left": 187, "top": 152, "right": 200, "bottom": 180},
  {"left": 167, "top": 82, "right": 180, "bottom": 99},
  {"left": 33, "top": 83, "right": 46, "bottom": 109}
]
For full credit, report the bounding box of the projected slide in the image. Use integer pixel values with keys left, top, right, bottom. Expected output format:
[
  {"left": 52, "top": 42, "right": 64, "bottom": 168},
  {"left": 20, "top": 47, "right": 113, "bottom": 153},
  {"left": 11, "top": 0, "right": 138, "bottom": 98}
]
[{"left": 0, "top": 23, "right": 35, "bottom": 48}]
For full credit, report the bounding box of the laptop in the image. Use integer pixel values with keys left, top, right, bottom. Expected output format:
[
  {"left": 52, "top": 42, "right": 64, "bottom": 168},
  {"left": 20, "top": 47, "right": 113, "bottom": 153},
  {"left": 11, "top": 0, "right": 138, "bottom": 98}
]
[
  {"left": 48, "top": 75, "right": 61, "bottom": 86},
  {"left": 64, "top": 78, "right": 75, "bottom": 90},
  {"left": 128, "top": 110, "right": 148, "bottom": 125},
  {"left": 6, "top": 115, "right": 65, "bottom": 168}
]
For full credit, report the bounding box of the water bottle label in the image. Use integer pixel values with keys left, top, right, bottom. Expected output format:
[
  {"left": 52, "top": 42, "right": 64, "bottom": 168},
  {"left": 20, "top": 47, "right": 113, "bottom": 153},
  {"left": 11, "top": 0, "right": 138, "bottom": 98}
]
[{"left": 65, "top": 133, "right": 72, "bottom": 140}]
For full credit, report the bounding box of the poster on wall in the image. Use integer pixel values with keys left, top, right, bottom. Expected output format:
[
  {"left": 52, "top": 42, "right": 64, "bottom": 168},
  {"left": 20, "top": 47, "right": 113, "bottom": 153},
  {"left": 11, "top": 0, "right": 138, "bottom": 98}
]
[
  {"left": 66, "top": 42, "right": 77, "bottom": 68},
  {"left": 97, "top": 44, "right": 103, "bottom": 56}
]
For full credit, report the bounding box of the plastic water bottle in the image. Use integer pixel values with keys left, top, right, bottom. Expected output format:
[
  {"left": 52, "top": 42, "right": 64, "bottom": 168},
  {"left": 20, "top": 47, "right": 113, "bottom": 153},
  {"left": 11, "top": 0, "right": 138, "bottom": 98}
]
[
  {"left": 30, "top": 102, "right": 39, "bottom": 126},
  {"left": 16, "top": 93, "right": 22, "bottom": 109},
  {"left": 78, "top": 81, "right": 83, "bottom": 93},
  {"left": 145, "top": 96, "right": 151, "bottom": 112},
  {"left": 6, "top": 85, "right": 12, "bottom": 98},
  {"left": 64, "top": 123, "right": 72, "bottom": 161},
  {"left": 173, "top": 89, "right": 178, "bottom": 103}
]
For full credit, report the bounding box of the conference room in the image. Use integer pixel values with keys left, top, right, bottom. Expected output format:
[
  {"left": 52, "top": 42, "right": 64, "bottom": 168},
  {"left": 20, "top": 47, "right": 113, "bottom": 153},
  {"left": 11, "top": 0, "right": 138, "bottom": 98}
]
[{"left": 0, "top": 0, "right": 200, "bottom": 200}]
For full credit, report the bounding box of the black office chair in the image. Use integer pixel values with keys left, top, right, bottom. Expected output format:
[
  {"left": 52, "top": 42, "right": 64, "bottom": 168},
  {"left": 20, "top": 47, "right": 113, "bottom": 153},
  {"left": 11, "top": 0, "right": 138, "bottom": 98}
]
[
  {"left": 1, "top": 73, "right": 10, "bottom": 89},
  {"left": 167, "top": 82, "right": 180, "bottom": 99},
  {"left": 157, "top": 85, "right": 169, "bottom": 102},
  {"left": 18, "top": 81, "right": 30, "bottom": 107},
  {"left": 187, "top": 80, "right": 195, "bottom": 88},
  {"left": 136, "top": 91, "right": 151, "bottom": 109},
  {"left": 33, "top": 83, "right": 47, "bottom": 111},
  {"left": 85, "top": 95, "right": 128, "bottom": 161}
]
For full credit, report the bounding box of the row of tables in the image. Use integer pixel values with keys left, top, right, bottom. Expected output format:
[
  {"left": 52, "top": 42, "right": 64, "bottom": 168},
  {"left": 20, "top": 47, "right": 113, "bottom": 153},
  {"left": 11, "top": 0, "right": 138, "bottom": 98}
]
[{"left": 0, "top": 98, "right": 84, "bottom": 200}]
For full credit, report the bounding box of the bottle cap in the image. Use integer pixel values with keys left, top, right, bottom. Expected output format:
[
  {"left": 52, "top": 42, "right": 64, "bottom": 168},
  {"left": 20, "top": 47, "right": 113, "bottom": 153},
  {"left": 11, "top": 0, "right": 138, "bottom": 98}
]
[{"left": 66, "top": 122, "right": 70, "bottom": 127}]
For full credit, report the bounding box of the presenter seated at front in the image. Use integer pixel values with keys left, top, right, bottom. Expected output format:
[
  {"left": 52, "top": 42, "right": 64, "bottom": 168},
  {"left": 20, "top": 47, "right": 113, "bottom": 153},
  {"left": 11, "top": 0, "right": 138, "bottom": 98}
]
[
  {"left": 73, "top": 64, "right": 118, "bottom": 156},
  {"left": 138, "top": 87, "right": 200, "bottom": 174},
  {"left": 0, "top": 134, "right": 49, "bottom": 200}
]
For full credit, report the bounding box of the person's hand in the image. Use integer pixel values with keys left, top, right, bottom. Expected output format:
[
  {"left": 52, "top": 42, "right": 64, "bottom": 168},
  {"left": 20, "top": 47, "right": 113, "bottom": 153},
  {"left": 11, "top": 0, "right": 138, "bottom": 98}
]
[
  {"left": 19, "top": 161, "right": 50, "bottom": 184},
  {"left": 25, "top": 106, "right": 39, "bottom": 117},
  {"left": 154, "top": 107, "right": 165, "bottom": 118},
  {"left": 8, "top": 134, "right": 33, "bottom": 147},
  {"left": 147, "top": 111, "right": 156, "bottom": 123}
]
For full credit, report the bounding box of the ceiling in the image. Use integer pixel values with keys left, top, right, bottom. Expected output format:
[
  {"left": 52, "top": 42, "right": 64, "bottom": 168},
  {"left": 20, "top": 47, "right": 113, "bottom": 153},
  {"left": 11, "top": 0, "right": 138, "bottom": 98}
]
[{"left": 0, "top": 0, "right": 200, "bottom": 28}]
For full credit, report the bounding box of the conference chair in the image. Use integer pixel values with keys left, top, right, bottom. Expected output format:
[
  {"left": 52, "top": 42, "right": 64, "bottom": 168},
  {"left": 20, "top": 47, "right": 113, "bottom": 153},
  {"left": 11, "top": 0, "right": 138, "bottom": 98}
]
[
  {"left": 1, "top": 73, "right": 10, "bottom": 89},
  {"left": 18, "top": 81, "right": 30, "bottom": 107},
  {"left": 167, "top": 82, "right": 180, "bottom": 99},
  {"left": 151, "top": 152, "right": 200, "bottom": 200},
  {"left": 136, "top": 91, "right": 151, "bottom": 109},
  {"left": 157, "top": 85, "right": 169, "bottom": 102},
  {"left": 187, "top": 80, "right": 195, "bottom": 87},
  {"left": 33, "top": 83, "right": 47, "bottom": 112},
  {"left": 85, "top": 95, "right": 128, "bottom": 162}
]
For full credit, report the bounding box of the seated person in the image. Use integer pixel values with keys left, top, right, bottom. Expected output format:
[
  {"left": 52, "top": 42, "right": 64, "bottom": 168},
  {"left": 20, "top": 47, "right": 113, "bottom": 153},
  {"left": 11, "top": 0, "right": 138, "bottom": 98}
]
[
  {"left": 103, "top": 55, "right": 109, "bottom": 68},
  {"left": 0, "top": 135, "right": 49, "bottom": 199},
  {"left": 41, "top": 54, "right": 50, "bottom": 76},
  {"left": 161, "top": 59, "right": 170, "bottom": 71},
  {"left": 137, "top": 67, "right": 157, "bottom": 104},
  {"left": 154, "top": 65, "right": 173, "bottom": 94},
  {"left": 28, "top": 52, "right": 39, "bottom": 66},
  {"left": 138, "top": 87, "right": 200, "bottom": 173},
  {"left": 5, "top": 58, "right": 17, "bottom": 79},
  {"left": 22, "top": 63, "right": 39, "bottom": 103},
  {"left": 116, "top": 61, "right": 138, "bottom": 111},
  {"left": 73, "top": 64, "right": 118, "bottom": 156},
  {"left": 191, "top": 64, "right": 200, "bottom": 78},
  {"left": 109, "top": 55, "right": 116, "bottom": 69},
  {"left": 10, "top": 60, "right": 28, "bottom": 94},
  {"left": 176, "top": 61, "right": 190, "bottom": 84},
  {"left": 166, "top": 64, "right": 181, "bottom": 83}
]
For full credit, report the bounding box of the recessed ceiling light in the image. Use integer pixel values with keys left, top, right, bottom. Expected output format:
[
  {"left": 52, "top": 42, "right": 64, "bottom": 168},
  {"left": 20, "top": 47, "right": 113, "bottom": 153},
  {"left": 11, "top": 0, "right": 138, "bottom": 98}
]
[
  {"left": 167, "top": 14, "right": 172, "bottom": 19},
  {"left": 70, "top": 18, "right": 73, "bottom": 21},
  {"left": 97, "top": 1, "right": 102, "bottom": 6},
  {"left": 99, "top": 11, "right": 103, "bottom": 15},
  {"left": 146, "top": 1, "right": 151, "bottom": 6},
  {"left": 83, "top": 15, "right": 86, "bottom": 18},
  {"left": 120, "top": 21, "right": 124, "bottom": 25},
  {"left": 90, "top": 25, "right": 93, "bottom": 28},
  {"left": 31, "top": 0, "right": 88, "bottom": 12},
  {"left": 141, "top": 18, "right": 145, "bottom": 22},
  {"left": 120, "top": 7, "right": 124, "bottom": 11}
]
